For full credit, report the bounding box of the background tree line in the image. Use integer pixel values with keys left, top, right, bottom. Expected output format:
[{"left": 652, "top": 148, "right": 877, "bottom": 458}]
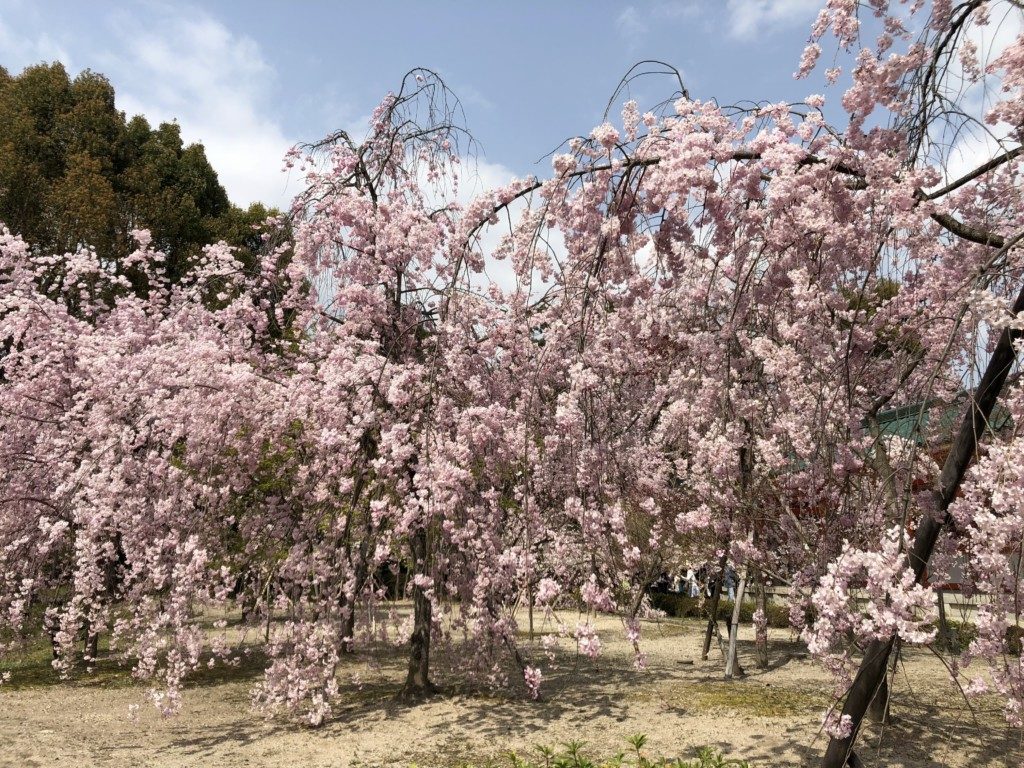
[{"left": 0, "top": 62, "right": 278, "bottom": 295}]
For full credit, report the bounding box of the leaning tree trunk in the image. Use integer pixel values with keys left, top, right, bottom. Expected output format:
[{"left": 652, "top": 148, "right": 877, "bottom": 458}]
[
  {"left": 402, "top": 527, "right": 436, "bottom": 698},
  {"left": 822, "top": 280, "right": 1024, "bottom": 767},
  {"left": 702, "top": 549, "right": 730, "bottom": 661},
  {"left": 866, "top": 645, "right": 895, "bottom": 725},
  {"left": 725, "top": 529, "right": 755, "bottom": 678},
  {"left": 725, "top": 563, "right": 749, "bottom": 678}
]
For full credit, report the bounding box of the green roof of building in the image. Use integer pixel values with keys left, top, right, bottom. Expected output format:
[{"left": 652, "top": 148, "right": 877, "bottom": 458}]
[{"left": 875, "top": 396, "right": 1013, "bottom": 446}]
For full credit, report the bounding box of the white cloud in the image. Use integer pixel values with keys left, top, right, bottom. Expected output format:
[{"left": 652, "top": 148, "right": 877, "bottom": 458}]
[
  {"left": 726, "top": 0, "right": 820, "bottom": 40},
  {"left": 0, "top": 14, "right": 75, "bottom": 71},
  {"left": 616, "top": 6, "right": 649, "bottom": 49},
  {"left": 614, "top": 2, "right": 703, "bottom": 52},
  {"left": 100, "top": 7, "right": 296, "bottom": 209},
  {"left": 460, "top": 158, "right": 527, "bottom": 296},
  {"left": 653, "top": 2, "right": 703, "bottom": 21},
  {"left": 0, "top": 4, "right": 296, "bottom": 208},
  {"left": 454, "top": 82, "right": 496, "bottom": 113}
]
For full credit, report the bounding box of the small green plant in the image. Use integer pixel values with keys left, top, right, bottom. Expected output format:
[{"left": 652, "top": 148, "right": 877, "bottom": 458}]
[{"left": 498, "top": 737, "right": 751, "bottom": 768}]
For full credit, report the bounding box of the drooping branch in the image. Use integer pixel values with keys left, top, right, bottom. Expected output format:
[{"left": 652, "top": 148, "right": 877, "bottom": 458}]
[{"left": 461, "top": 143, "right": 1015, "bottom": 272}]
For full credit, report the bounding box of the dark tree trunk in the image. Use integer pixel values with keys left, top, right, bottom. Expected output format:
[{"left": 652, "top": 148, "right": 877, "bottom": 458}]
[
  {"left": 83, "top": 555, "right": 118, "bottom": 664},
  {"left": 44, "top": 608, "right": 60, "bottom": 660},
  {"left": 822, "top": 279, "right": 1024, "bottom": 768},
  {"left": 937, "top": 588, "right": 951, "bottom": 649},
  {"left": 265, "top": 582, "right": 274, "bottom": 643},
  {"left": 237, "top": 573, "right": 257, "bottom": 623},
  {"left": 527, "top": 581, "right": 535, "bottom": 643},
  {"left": 702, "top": 549, "right": 729, "bottom": 660},
  {"left": 343, "top": 538, "right": 373, "bottom": 654},
  {"left": 342, "top": 605, "right": 357, "bottom": 654},
  {"left": 867, "top": 669, "right": 889, "bottom": 724},
  {"left": 401, "top": 527, "right": 436, "bottom": 698}
]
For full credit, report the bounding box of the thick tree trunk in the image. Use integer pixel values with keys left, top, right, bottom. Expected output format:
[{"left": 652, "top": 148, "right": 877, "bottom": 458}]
[
  {"left": 343, "top": 538, "right": 373, "bottom": 654},
  {"left": 867, "top": 667, "right": 890, "bottom": 724},
  {"left": 702, "top": 550, "right": 729, "bottom": 660},
  {"left": 401, "top": 527, "right": 436, "bottom": 698},
  {"left": 725, "top": 566, "right": 749, "bottom": 679},
  {"left": 822, "top": 280, "right": 1024, "bottom": 768}
]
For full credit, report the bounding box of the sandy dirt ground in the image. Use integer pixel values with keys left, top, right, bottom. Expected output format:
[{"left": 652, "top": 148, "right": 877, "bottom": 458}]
[{"left": 0, "top": 611, "right": 1018, "bottom": 767}]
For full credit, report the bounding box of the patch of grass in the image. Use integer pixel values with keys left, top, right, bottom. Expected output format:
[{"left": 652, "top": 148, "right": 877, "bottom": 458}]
[
  {"left": 1, "top": 641, "right": 64, "bottom": 690},
  {"left": 630, "top": 680, "right": 823, "bottom": 718},
  {"left": 0, "top": 635, "right": 138, "bottom": 691},
  {"left": 405, "top": 735, "right": 508, "bottom": 768},
  {"left": 514, "top": 629, "right": 562, "bottom": 641},
  {"left": 0, "top": 639, "right": 269, "bottom": 692},
  {"left": 690, "top": 682, "right": 822, "bottom": 717}
]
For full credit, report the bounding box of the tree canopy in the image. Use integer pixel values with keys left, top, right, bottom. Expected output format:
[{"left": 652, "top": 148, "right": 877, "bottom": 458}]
[
  {"left": 2, "top": 5, "right": 1024, "bottom": 768},
  {"left": 0, "top": 62, "right": 276, "bottom": 292}
]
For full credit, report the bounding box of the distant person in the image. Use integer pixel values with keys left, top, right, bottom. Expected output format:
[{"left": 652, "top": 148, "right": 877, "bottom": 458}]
[
  {"left": 697, "top": 564, "right": 708, "bottom": 597},
  {"left": 724, "top": 566, "right": 737, "bottom": 601},
  {"left": 685, "top": 567, "right": 699, "bottom": 597}
]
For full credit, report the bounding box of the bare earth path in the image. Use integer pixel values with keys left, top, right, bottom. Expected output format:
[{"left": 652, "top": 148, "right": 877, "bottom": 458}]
[{"left": 0, "top": 613, "right": 1017, "bottom": 767}]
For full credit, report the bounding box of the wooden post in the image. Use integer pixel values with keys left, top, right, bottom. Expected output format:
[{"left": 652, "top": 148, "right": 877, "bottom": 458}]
[
  {"left": 755, "top": 573, "right": 769, "bottom": 669},
  {"left": 937, "top": 587, "right": 950, "bottom": 648}
]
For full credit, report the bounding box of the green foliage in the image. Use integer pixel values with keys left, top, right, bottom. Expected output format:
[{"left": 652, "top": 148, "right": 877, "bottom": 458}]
[
  {"left": 932, "top": 619, "right": 1023, "bottom": 656},
  {"left": 1008, "top": 625, "right": 1024, "bottom": 655},
  {"left": 499, "top": 737, "right": 751, "bottom": 768},
  {"left": 0, "top": 62, "right": 287, "bottom": 301},
  {"left": 648, "top": 593, "right": 791, "bottom": 628},
  {"left": 840, "top": 277, "right": 921, "bottom": 360}
]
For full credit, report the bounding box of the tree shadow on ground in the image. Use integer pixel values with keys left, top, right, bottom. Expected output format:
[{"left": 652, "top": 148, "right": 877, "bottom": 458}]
[{"left": 8, "top": 615, "right": 1020, "bottom": 767}]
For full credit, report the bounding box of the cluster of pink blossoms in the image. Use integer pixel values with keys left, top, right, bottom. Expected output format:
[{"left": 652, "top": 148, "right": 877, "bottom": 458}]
[{"left": 1, "top": 8, "right": 1024, "bottom": 764}]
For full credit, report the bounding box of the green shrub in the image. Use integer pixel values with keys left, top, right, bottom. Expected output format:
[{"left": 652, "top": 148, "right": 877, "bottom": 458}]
[
  {"left": 647, "top": 593, "right": 700, "bottom": 619},
  {"left": 933, "top": 619, "right": 977, "bottom": 654},
  {"left": 1008, "top": 625, "right": 1024, "bottom": 655},
  {"left": 933, "top": 619, "right": 1022, "bottom": 656},
  {"left": 648, "top": 594, "right": 790, "bottom": 629}
]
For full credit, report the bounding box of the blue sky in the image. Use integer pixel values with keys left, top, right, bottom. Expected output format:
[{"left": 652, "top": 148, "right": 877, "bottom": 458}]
[{"left": 0, "top": 1, "right": 835, "bottom": 208}]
